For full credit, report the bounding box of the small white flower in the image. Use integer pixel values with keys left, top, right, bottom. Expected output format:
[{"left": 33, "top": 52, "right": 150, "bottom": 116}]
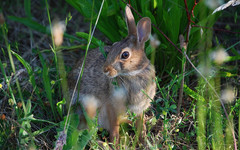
[
  {"left": 198, "top": 63, "right": 216, "bottom": 78},
  {"left": 150, "top": 34, "right": 160, "bottom": 49},
  {"left": 210, "top": 48, "right": 229, "bottom": 65},
  {"left": 205, "top": 0, "right": 224, "bottom": 9},
  {"left": 52, "top": 21, "right": 66, "bottom": 47},
  {"left": 221, "top": 87, "right": 236, "bottom": 103},
  {"left": 82, "top": 95, "right": 99, "bottom": 118}
]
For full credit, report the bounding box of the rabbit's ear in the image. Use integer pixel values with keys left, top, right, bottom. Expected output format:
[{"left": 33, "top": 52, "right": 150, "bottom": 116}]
[
  {"left": 125, "top": 5, "right": 137, "bottom": 36},
  {"left": 137, "top": 17, "right": 151, "bottom": 44}
]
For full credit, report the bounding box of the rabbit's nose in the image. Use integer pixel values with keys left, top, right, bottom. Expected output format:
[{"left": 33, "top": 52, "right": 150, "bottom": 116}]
[
  {"left": 103, "top": 66, "right": 111, "bottom": 73},
  {"left": 103, "top": 66, "right": 117, "bottom": 78}
]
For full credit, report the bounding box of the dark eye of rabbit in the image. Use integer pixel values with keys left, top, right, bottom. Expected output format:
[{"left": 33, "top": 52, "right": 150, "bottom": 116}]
[
  {"left": 105, "top": 51, "right": 109, "bottom": 57},
  {"left": 121, "top": 51, "right": 129, "bottom": 59}
]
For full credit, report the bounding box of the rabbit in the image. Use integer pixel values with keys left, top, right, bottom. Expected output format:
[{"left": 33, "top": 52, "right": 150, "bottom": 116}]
[{"left": 68, "top": 5, "right": 156, "bottom": 144}]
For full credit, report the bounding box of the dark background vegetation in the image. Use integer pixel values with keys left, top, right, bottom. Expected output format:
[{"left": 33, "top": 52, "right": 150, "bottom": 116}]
[{"left": 0, "top": 0, "right": 239, "bottom": 149}]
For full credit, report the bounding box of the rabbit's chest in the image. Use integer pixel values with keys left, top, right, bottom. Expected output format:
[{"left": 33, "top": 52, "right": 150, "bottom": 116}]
[{"left": 122, "top": 79, "right": 155, "bottom": 115}]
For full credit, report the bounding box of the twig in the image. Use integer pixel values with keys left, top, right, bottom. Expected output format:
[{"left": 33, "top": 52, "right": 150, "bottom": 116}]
[
  {"left": 177, "top": 35, "right": 187, "bottom": 115},
  {"left": 178, "top": 0, "right": 200, "bottom": 115},
  {"left": 192, "top": 0, "right": 202, "bottom": 18},
  {"left": 177, "top": 0, "right": 193, "bottom": 115}
]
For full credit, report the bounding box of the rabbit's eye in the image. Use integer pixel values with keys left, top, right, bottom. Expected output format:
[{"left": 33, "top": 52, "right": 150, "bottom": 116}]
[
  {"left": 121, "top": 51, "right": 129, "bottom": 59},
  {"left": 105, "top": 51, "right": 109, "bottom": 56}
]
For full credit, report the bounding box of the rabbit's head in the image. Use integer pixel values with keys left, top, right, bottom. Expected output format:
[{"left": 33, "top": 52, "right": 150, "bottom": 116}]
[{"left": 103, "top": 5, "right": 151, "bottom": 78}]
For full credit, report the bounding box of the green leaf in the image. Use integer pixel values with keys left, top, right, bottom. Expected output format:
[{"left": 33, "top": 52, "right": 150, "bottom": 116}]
[
  {"left": 66, "top": 0, "right": 96, "bottom": 19},
  {"left": 184, "top": 84, "right": 205, "bottom": 102},
  {"left": 24, "top": 0, "right": 32, "bottom": 18},
  {"left": 76, "top": 32, "right": 100, "bottom": 46},
  {"left": 219, "top": 71, "right": 237, "bottom": 77},
  {"left": 226, "top": 55, "right": 240, "bottom": 62},
  {"left": 66, "top": 0, "right": 121, "bottom": 42},
  {"left": 57, "top": 98, "right": 66, "bottom": 117},
  {"left": 19, "top": 114, "right": 58, "bottom": 125},
  {"left": 39, "top": 54, "right": 57, "bottom": 121},
  {"left": 26, "top": 99, "right": 32, "bottom": 115},
  {"left": 170, "top": 104, "right": 177, "bottom": 110},
  {"left": 11, "top": 50, "right": 37, "bottom": 89},
  {"left": 33, "top": 125, "right": 56, "bottom": 136}
]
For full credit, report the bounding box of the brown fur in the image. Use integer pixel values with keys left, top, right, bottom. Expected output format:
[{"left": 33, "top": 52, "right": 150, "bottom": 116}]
[{"left": 68, "top": 5, "right": 156, "bottom": 145}]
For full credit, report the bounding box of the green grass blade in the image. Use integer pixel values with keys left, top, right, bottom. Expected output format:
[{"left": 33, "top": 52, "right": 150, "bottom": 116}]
[
  {"left": 1, "top": 20, "right": 27, "bottom": 115},
  {"left": 19, "top": 114, "right": 58, "bottom": 125},
  {"left": 32, "top": 125, "right": 57, "bottom": 136},
  {"left": 76, "top": 32, "right": 100, "bottom": 46},
  {"left": 39, "top": 54, "right": 57, "bottom": 121},
  {"left": 0, "top": 59, "right": 17, "bottom": 108},
  {"left": 24, "top": 0, "right": 32, "bottom": 18},
  {"left": 11, "top": 50, "right": 46, "bottom": 109},
  {"left": 11, "top": 51, "right": 37, "bottom": 91}
]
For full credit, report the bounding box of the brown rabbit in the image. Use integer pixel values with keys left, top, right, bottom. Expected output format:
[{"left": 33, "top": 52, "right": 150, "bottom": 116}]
[{"left": 68, "top": 5, "right": 156, "bottom": 144}]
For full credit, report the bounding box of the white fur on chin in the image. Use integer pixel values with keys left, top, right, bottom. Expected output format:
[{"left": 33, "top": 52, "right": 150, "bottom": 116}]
[{"left": 121, "top": 69, "right": 143, "bottom": 76}]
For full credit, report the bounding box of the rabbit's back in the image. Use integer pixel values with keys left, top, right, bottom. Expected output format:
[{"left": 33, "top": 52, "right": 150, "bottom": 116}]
[{"left": 68, "top": 46, "right": 111, "bottom": 105}]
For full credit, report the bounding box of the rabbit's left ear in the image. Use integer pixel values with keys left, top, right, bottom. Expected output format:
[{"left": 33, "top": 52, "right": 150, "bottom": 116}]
[
  {"left": 125, "top": 5, "right": 137, "bottom": 36},
  {"left": 137, "top": 17, "right": 151, "bottom": 44}
]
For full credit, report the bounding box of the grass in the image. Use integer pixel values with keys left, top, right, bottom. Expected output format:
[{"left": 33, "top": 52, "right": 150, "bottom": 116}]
[{"left": 0, "top": 0, "right": 240, "bottom": 149}]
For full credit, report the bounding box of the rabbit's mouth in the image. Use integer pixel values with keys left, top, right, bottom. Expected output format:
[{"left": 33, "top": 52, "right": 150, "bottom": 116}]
[
  {"left": 103, "top": 66, "right": 118, "bottom": 78},
  {"left": 104, "top": 71, "right": 118, "bottom": 78}
]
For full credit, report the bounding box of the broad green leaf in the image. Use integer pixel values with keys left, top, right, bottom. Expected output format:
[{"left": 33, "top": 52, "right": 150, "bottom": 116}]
[
  {"left": 184, "top": 84, "right": 205, "bottom": 102},
  {"left": 76, "top": 32, "right": 100, "bottom": 46}
]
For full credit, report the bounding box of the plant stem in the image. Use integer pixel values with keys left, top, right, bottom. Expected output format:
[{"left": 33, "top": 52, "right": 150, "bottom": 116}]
[
  {"left": 197, "top": 79, "right": 207, "bottom": 150},
  {"left": 212, "top": 71, "right": 224, "bottom": 149},
  {"left": 177, "top": 34, "right": 187, "bottom": 115}
]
